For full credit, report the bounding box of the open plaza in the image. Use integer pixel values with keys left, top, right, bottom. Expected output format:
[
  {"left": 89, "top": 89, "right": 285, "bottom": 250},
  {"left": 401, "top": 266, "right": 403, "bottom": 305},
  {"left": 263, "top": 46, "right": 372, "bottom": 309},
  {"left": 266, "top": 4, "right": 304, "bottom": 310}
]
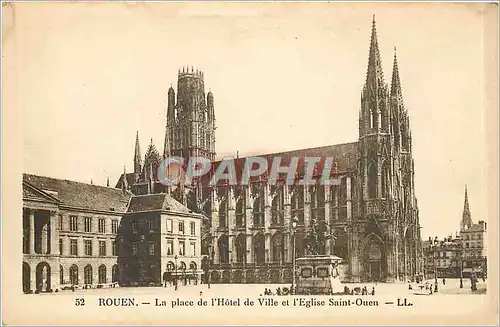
[{"left": 38, "top": 278, "right": 486, "bottom": 298}]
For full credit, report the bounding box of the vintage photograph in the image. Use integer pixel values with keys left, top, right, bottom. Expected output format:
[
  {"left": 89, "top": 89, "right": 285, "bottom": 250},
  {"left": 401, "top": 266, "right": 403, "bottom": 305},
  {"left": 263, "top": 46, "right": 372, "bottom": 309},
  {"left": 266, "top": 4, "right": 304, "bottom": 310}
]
[{"left": 2, "top": 2, "right": 498, "bottom": 325}]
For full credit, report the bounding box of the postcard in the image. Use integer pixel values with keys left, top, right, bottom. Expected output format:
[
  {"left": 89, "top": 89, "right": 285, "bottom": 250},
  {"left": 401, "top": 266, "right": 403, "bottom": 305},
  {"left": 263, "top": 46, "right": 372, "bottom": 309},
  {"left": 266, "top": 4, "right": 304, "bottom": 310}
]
[{"left": 2, "top": 2, "right": 498, "bottom": 325}]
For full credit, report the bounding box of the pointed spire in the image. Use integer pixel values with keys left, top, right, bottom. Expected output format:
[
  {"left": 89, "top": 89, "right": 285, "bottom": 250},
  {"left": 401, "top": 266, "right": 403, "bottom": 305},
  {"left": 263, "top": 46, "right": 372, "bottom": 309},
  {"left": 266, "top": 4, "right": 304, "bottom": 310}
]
[
  {"left": 365, "top": 15, "right": 384, "bottom": 88},
  {"left": 134, "top": 131, "right": 142, "bottom": 174},
  {"left": 391, "top": 46, "right": 403, "bottom": 98},
  {"left": 461, "top": 184, "right": 473, "bottom": 231},
  {"left": 106, "top": 177, "right": 110, "bottom": 187}
]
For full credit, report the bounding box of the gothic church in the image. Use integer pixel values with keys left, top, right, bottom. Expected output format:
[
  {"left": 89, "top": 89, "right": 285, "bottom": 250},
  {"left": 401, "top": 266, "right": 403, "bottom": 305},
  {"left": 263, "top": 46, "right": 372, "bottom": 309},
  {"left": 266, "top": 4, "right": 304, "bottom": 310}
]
[{"left": 117, "top": 17, "right": 424, "bottom": 283}]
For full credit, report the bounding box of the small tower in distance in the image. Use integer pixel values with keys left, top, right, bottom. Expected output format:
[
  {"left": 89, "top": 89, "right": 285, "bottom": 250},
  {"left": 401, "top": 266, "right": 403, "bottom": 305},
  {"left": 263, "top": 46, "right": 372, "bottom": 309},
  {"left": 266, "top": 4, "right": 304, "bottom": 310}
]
[{"left": 461, "top": 185, "right": 473, "bottom": 231}]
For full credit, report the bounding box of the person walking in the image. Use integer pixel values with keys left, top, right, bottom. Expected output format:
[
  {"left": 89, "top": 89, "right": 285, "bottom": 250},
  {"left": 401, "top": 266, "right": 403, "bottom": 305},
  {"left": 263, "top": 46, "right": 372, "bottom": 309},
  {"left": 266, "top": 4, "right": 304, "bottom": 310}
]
[{"left": 163, "top": 272, "right": 168, "bottom": 288}]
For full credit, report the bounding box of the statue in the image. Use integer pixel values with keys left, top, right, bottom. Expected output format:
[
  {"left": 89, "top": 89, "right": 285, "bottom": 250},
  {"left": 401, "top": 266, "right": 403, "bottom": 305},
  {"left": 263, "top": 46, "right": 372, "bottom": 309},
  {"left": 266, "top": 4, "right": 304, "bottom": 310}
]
[
  {"left": 305, "top": 219, "right": 338, "bottom": 256},
  {"left": 305, "top": 219, "right": 322, "bottom": 255}
]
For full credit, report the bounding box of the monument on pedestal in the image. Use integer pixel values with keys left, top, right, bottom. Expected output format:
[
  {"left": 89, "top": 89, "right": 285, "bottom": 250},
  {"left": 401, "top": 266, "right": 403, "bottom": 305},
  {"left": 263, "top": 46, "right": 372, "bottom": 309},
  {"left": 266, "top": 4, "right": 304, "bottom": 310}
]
[{"left": 294, "top": 219, "right": 344, "bottom": 295}]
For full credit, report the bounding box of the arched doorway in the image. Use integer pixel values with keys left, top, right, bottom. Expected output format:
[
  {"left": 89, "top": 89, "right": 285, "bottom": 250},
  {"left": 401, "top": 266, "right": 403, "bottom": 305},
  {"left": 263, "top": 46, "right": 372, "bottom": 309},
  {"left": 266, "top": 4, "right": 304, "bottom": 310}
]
[
  {"left": 84, "top": 264, "right": 93, "bottom": 285},
  {"left": 70, "top": 265, "right": 78, "bottom": 285},
  {"left": 60, "top": 265, "right": 64, "bottom": 285},
  {"left": 98, "top": 265, "right": 107, "bottom": 284},
  {"left": 365, "top": 242, "right": 382, "bottom": 281},
  {"left": 35, "top": 262, "right": 51, "bottom": 292},
  {"left": 23, "top": 262, "right": 30, "bottom": 293}
]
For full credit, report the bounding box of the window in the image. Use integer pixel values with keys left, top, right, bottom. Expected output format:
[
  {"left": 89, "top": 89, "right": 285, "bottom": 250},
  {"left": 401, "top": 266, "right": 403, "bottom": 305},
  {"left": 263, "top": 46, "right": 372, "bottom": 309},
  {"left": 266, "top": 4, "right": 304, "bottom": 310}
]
[
  {"left": 132, "top": 243, "right": 138, "bottom": 256},
  {"left": 190, "top": 222, "right": 196, "bottom": 235},
  {"left": 70, "top": 216, "right": 78, "bottom": 231},
  {"left": 112, "top": 220, "right": 118, "bottom": 234},
  {"left": 84, "top": 265, "right": 92, "bottom": 284},
  {"left": 99, "top": 240, "right": 106, "bottom": 256},
  {"left": 59, "top": 215, "right": 63, "bottom": 230},
  {"left": 84, "top": 217, "right": 92, "bottom": 233},
  {"left": 98, "top": 265, "right": 106, "bottom": 284},
  {"left": 148, "top": 220, "right": 154, "bottom": 232},
  {"left": 84, "top": 239, "right": 93, "bottom": 256},
  {"left": 112, "top": 240, "right": 117, "bottom": 256},
  {"left": 179, "top": 241, "right": 185, "bottom": 256},
  {"left": 179, "top": 222, "right": 185, "bottom": 234},
  {"left": 166, "top": 240, "right": 173, "bottom": 255},
  {"left": 59, "top": 239, "right": 63, "bottom": 255},
  {"left": 131, "top": 220, "right": 138, "bottom": 233},
  {"left": 98, "top": 218, "right": 105, "bottom": 233},
  {"left": 190, "top": 242, "right": 196, "bottom": 256},
  {"left": 149, "top": 243, "right": 155, "bottom": 256},
  {"left": 166, "top": 219, "right": 173, "bottom": 233},
  {"left": 70, "top": 239, "right": 78, "bottom": 255}
]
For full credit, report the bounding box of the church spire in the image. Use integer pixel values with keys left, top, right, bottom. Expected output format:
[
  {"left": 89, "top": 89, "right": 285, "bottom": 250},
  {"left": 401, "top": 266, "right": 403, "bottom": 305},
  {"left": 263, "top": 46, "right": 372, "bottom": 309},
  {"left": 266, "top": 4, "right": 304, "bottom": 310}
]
[
  {"left": 365, "top": 15, "right": 385, "bottom": 89},
  {"left": 134, "top": 131, "right": 142, "bottom": 174},
  {"left": 391, "top": 47, "right": 403, "bottom": 99},
  {"left": 461, "top": 184, "right": 473, "bottom": 231}
]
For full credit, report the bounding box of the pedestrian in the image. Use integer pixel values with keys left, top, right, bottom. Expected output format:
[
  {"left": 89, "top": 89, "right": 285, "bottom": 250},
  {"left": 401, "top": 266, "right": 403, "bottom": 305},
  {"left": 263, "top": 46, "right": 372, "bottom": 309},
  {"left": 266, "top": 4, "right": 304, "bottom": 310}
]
[
  {"left": 362, "top": 286, "right": 368, "bottom": 295},
  {"left": 163, "top": 272, "right": 168, "bottom": 287},
  {"left": 408, "top": 283, "right": 412, "bottom": 290},
  {"left": 371, "top": 287, "right": 375, "bottom": 296},
  {"left": 442, "top": 278, "right": 446, "bottom": 285},
  {"left": 276, "top": 287, "right": 282, "bottom": 296}
]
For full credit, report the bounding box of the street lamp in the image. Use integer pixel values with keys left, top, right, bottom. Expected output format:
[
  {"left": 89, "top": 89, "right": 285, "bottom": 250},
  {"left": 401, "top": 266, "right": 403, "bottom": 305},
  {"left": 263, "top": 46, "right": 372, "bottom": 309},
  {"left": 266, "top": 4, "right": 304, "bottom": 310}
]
[
  {"left": 291, "top": 216, "right": 298, "bottom": 292},
  {"left": 431, "top": 237, "right": 438, "bottom": 292},
  {"left": 174, "top": 255, "right": 178, "bottom": 291}
]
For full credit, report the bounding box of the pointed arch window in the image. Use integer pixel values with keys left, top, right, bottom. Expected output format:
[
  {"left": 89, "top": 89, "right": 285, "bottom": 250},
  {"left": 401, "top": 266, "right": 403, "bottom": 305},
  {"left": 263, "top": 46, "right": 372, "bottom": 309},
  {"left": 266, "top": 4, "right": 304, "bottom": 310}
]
[
  {"left": 368, "top": 164, "right": 378, "bottom": 199},
  {"left": 370, "top": 108, "right": 378, "bottom": 130},
  {"left": 310, "top": 186, "right": 325, "bottom": 221},
  {"left": 218, "top": 200, "right": 228, "bottom": 229},
  {"left": 253, "top": 234, "right": 265, "bottom": 265},
  {"left": 235, "top": 198, "right": 245, "bottom": 228},
  {"left": 253, "top": 195, "right": 265, "bottom": 227},
  {"left": 291, "top": 187, "right": 304, "bottom": 224},
  {"left": 218, "top": 235, "right": 229, "bottom": 264},
  {"left": 271, "top": 191, "right": 284, "bottom": 226},
  {"left": 235, "top": 234, "right": 246, "bottom": 263},
  {"left": 271, "top": 233, "right": 285, "bottom": 264}
]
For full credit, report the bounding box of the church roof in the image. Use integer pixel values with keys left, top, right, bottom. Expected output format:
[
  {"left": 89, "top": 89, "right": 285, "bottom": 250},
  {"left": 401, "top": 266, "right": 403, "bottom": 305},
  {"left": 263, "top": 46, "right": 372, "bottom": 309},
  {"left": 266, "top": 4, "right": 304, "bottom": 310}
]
[
  {"left": 202, "top": 141, "right": 358, "bottom": 185},
  {"left": 23, "top": 173, "right": 132, "bottom": 213},
  {"left": 127, "top": 193, "right": 192, "bottom": 214},
  {"left": 115, "top": 172, "right": 137, "bottom": 189}
]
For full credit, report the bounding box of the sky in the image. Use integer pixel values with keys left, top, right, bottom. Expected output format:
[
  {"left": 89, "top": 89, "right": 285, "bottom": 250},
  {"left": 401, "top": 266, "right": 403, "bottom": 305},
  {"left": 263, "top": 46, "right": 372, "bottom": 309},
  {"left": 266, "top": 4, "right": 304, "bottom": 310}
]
[{"left": 6, "top": 2, "right": 495, "bottom": 239}]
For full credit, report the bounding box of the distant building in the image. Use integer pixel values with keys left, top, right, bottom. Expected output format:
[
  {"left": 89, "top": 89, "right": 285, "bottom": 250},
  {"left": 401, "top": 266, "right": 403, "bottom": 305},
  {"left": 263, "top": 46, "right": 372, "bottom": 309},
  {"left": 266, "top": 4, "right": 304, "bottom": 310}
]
[
  {"left": 423, "top": 235, "right": 462, "bottom": 278},
  {"left": 423, "top": 185, "right": 487, "bottom": 279},
  {"left": 22, "top": 174, "right": 201, "bottom": 294},
  {"left": 459, "top": 186, "right": 487, "bottom": 276}
]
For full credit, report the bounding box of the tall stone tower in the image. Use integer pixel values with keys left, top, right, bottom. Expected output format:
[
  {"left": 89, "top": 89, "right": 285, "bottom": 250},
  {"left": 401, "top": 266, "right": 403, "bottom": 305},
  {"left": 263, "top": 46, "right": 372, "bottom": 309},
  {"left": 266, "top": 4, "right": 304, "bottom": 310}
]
[
  {"left": 352, "top": 16, "right": 421, "bottom": 282},
  {"left": 165, "top": 67, "right": 216, "bottom": 164}
]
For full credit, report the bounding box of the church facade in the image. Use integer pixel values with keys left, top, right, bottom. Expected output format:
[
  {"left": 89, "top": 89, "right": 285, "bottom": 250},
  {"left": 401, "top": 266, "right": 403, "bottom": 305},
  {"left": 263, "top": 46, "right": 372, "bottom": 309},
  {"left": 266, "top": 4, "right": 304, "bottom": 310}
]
[{"left": 117, "top": 18, "right": 424, "bottom": 283}]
